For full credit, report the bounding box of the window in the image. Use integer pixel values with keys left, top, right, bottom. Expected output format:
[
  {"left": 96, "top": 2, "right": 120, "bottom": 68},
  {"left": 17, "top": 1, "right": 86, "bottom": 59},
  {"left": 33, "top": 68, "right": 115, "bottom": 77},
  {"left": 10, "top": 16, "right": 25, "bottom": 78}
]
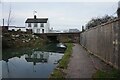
[
  {"left": 40, "top": 23, "right": 44, "bottom": 27},
  {"left": 28, "top": 23, "right": 31, "bottom": 27},
  {"left": 34, "top": 23, "right": 38, "bottom": 27}
]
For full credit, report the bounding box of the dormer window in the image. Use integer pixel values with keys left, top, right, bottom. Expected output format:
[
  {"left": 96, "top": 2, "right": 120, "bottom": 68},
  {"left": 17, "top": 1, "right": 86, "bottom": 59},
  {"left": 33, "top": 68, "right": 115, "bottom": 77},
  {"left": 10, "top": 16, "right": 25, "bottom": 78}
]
[
  {"left": 28, "top": 23, "right": 31, "bottom": 27},
  {"left": 34, "top": 23, "right": 38, "bottom": 27},
  {"left": 41, "top": 23, "right": 44, "bottom": 27}
]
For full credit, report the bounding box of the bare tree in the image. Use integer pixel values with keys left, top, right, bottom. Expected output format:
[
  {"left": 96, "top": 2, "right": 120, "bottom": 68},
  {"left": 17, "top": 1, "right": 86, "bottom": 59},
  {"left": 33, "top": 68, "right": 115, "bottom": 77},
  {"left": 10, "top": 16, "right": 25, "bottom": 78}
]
[{"left": 7, "top": 4, "right": 12, "bottom": 26}]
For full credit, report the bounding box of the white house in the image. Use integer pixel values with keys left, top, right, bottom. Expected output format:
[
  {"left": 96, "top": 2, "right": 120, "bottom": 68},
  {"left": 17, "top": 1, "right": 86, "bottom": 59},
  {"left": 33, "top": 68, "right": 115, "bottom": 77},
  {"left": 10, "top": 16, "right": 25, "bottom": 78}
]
[{"left": 25, "top": 15, "right": 50, "bottom": 33}]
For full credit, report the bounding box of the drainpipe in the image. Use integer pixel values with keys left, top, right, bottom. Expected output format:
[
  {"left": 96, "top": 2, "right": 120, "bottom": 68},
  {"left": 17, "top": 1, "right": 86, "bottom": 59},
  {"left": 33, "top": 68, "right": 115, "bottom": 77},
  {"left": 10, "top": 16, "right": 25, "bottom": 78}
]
[{"left": 3, "top": 18, "right": 4, "bottom": 26}]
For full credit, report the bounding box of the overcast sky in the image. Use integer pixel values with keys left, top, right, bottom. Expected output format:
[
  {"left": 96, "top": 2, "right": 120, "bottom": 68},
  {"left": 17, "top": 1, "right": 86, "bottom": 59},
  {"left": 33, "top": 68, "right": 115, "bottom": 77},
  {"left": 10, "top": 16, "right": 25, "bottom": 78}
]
[{"left": 1, "top": 0, "right": 119, "bottom": 31}]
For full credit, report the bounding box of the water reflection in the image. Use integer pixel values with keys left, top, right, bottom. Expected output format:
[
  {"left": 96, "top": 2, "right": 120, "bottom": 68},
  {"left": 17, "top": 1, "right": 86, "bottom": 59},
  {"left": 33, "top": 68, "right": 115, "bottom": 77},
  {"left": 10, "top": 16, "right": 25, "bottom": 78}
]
[
  {"left": 25, "top": 51, "right": 49, "bottom": 65},
  {"left": 1, "top": 51, "right": 64, "bottom": 78}
]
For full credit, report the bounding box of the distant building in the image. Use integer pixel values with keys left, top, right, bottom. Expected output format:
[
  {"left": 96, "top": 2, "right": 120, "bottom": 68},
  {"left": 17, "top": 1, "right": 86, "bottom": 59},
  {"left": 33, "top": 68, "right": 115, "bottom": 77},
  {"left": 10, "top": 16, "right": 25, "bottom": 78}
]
[
  {"left": 50, "top": 30, "right": 62, "bottom": 33},
  {"left": 25, "top": 15, "right": 50, "bottom": 33},
  {"left": 49, "top": 27, "right": 54, "bottom": 33},
  {"left": 8, "top": 26, "right": 26, "bottom": 32},
  {"left": 63, "top": 30, "right": 69, "bottom": 33},
  {"left": 69, "top": 29, "right": 80, "bottom": 33}
]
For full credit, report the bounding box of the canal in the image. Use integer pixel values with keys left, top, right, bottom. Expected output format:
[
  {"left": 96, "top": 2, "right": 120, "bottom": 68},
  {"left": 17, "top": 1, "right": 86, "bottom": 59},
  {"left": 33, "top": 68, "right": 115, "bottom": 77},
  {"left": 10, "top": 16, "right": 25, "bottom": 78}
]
[{"left": 0, "top": 43, "right": 66, "bottom": 78}]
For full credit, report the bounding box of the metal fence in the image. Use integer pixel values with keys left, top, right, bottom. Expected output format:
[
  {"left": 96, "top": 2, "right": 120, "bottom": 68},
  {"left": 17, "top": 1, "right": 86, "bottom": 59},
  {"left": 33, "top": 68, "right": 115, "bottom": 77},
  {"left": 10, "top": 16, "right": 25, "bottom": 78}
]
[{"left": 80, "top": 18, "right": 120, "bottom": 69}]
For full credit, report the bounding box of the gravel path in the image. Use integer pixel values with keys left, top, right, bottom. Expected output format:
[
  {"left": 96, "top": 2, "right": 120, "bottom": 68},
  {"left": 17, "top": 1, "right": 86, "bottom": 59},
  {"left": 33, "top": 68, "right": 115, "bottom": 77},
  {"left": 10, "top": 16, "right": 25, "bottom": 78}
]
[{"left": 66, "top": 43, "right": 112, "bottom": 78}]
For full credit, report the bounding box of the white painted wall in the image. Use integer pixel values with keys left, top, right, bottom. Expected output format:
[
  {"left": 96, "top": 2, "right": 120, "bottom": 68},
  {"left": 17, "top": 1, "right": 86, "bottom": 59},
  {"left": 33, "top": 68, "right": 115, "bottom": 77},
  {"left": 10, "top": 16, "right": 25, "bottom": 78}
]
[
  {"left": 8, "top": 27, "right": 26, "bottom": 32},
  {"left": 25, "top": 20, "right": 50, "bottom": 33}
]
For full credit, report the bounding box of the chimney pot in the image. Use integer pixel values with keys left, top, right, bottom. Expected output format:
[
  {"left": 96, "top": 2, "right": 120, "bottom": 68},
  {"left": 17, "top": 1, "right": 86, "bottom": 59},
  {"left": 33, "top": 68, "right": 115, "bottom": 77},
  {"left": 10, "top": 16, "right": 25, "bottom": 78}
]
[{"left": 34, "top": 15, "right": 36, "bottom": 19}]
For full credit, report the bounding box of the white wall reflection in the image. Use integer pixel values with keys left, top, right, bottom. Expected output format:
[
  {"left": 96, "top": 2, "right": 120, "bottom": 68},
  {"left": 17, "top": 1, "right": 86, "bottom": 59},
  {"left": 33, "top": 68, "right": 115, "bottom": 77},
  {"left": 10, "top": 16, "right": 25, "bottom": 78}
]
[{"left": 2, "top": 51, "right": 64, "bottom": 78}]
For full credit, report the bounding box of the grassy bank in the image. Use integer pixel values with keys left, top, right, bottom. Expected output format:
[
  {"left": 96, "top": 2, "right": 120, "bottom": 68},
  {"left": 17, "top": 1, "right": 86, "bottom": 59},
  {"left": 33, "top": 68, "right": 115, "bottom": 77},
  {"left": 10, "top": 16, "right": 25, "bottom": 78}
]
[
  {"left": 50, "top": 43, "right": 73, "bottom": 78},
  {"left": 92, "top": 69, "right": 120, "bottom": 79},
  {"left": 2, "top": 31, "right": 47, "bottom": 49}
]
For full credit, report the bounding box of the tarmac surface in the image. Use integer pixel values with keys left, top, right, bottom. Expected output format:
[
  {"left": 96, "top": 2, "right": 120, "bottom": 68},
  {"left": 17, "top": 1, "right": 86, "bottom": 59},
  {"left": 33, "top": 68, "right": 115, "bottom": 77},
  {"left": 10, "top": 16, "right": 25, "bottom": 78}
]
[{"left": 66, "top": 43, "right": 112, "bottom": 78}]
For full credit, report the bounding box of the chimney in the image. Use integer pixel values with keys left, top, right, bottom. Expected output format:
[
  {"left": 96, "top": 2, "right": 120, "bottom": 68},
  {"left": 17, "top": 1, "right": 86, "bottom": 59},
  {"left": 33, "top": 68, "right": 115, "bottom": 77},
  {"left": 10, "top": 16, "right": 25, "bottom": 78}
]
[{"left": 34, "top": 15, "right": 37, "bottom": 19}]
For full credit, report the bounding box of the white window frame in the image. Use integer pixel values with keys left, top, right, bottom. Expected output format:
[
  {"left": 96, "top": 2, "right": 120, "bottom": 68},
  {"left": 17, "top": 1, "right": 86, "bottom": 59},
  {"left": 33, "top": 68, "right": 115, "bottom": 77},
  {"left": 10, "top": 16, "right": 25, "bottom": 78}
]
[
  {"left": 40, "top": 23, "right": 44, "bottom": 27},
  {"left": 34, "top": 23, "right": 38, "bottom": 27},
  {"left": 28, "top": 23, "right": 31, "bottom": 27}
]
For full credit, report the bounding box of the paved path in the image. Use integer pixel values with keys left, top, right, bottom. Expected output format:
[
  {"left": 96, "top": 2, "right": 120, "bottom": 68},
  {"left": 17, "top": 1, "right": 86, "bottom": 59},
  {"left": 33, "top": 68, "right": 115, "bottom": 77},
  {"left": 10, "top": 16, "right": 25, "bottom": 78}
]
[{"left": 66, "top": 43, "right": 112, "bottom": 78}]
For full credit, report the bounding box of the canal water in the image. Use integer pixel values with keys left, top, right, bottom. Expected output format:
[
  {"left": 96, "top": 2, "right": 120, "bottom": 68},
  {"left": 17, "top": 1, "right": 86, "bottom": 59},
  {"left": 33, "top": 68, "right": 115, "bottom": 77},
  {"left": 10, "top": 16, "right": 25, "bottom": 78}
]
[{"left": 0, "top": 43, "right": 66, "bottom": 78}]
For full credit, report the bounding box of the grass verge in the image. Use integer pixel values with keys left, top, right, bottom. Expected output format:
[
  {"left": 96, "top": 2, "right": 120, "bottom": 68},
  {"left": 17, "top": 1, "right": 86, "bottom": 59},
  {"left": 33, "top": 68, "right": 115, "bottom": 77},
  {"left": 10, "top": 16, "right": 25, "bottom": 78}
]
[
  {"left": 92, "top": 69, "right": 120, "bottom": 79},
  {"left": 49, "top": 43, "right": 73, "bottom": 78}
]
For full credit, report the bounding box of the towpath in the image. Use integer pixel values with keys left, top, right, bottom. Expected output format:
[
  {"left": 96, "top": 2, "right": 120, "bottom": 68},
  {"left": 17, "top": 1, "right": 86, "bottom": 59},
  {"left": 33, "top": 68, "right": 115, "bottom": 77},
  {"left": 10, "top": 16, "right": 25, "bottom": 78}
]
[{"left": 66, "top": 43, "right": 112, "bottom": 78}]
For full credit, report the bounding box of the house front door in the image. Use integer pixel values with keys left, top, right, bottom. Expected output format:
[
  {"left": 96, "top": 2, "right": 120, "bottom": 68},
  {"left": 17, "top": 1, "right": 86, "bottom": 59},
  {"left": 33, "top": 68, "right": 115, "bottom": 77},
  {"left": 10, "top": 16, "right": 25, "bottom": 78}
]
[{"left": 42, "top": 29, "right": 44, "bottom": 33}]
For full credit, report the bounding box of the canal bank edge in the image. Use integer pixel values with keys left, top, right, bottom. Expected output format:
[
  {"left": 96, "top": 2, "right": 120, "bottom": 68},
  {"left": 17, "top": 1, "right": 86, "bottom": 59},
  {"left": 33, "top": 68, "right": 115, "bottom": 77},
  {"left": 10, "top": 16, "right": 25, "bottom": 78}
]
[
  {"left": 80, "top": 44, "right": 120, "bottom": 78},
  {"left": 49, "top": 43, "right": 73, "bottom": 78},
  {"left": 2, "top": 31, "right": 48, "bottom": 50}
]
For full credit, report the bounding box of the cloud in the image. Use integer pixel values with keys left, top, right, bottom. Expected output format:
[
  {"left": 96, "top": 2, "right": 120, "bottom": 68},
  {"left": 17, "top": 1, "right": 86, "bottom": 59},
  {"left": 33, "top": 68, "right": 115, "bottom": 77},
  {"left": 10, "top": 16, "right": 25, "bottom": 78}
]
[
  {"left": 1, "top": 2, "right": 118, "bottom": 30},
  {"left": 2, "top": 0, "right": 120, "bottom": 2}
]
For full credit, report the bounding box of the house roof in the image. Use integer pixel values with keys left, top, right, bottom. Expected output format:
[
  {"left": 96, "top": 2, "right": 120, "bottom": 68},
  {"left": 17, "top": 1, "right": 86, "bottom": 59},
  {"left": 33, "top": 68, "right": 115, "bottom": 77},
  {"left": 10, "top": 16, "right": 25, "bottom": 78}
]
[{"left": 25, "top": 18, "right": 48, "bottom": 23}]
